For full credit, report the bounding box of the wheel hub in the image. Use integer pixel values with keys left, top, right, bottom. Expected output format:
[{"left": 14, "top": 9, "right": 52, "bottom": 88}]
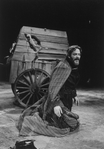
[{"left": 30, "top": 84, "right": 39, "bottom": 94}]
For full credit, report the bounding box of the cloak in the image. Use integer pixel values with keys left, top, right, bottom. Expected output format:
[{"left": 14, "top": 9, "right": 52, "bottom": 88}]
[
  {"left": 17, "top": 59, "right": 80, "bottom": 137},
  {"left": 42, "top": 59, "right": 72, "bottom": 119}
]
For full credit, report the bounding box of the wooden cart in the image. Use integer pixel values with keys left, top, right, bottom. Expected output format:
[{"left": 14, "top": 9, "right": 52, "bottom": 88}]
[{"left": 9, "top": 26, "right": 69, "bottom": 107}]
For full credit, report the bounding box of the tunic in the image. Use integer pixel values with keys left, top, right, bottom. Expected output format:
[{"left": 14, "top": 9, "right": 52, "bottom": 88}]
[{"left": 59, "top": 68, "right": 80, "bottom": 110}]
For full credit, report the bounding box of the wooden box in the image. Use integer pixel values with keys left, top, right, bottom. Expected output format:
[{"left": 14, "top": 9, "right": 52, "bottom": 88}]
[{"left": 10, "top": 26, "right": 69, "bottom": 83}]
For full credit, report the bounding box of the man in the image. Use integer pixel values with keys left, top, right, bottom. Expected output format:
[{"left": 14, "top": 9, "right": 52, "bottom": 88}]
[
  {"left": 53, "top": 45, "right": 82, "bottom": 117},
  {"left": 17, "top": 45, "right": 82, "bottom": 137},
  {"left": 42, "top": 45, "right": 82, "bottom": 125}
]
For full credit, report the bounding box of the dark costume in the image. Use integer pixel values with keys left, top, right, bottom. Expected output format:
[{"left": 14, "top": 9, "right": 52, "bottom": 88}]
[
  {"left": 59, "top": 58, "right": 80, "bottom": 111},
  {"left": 17, "top": 58, "right": 80, "bottom": 137}
]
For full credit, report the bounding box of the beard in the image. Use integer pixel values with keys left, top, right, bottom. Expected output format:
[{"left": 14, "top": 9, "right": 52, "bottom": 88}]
[
  {"left": 66, "top": 56, "right": 80, "bottom": 68},
  {"left": 73, "top": 59, "right": 80, "bottom": 65}
]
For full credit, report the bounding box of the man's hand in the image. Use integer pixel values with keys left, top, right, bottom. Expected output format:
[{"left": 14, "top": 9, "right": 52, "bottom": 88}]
[
  {"left": 73, "top": 96, "right": 79, "bottom": 106},
  {"left": 54, "top": 106, "right": 63, "bottom": 117}
]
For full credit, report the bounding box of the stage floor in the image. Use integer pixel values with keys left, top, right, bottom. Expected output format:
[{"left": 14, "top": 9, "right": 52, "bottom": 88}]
[{"left": 0, "top": 82, "right": 104, "bottom": 149}]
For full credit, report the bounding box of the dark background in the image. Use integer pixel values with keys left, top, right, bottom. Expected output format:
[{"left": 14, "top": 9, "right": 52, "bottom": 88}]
[{"left": 0, "top": 0, "right": 104, "bottom": 88}]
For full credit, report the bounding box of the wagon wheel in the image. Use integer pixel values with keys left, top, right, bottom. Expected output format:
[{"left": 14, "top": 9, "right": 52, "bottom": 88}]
[{"left": 14, "top": 68, "right": 50, "bottom": 108}]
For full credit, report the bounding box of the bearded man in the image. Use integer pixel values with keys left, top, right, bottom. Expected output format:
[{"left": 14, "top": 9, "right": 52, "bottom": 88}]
[
  {"left": 17, "top": 45, "right": 82, "bottom": 137},
  {"left": 53, "top": 45, "right": 82, "bottom": 116}
]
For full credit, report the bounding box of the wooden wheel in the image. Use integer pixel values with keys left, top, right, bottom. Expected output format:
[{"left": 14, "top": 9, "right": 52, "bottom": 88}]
[{"left": 14, "top": 68, "right": 50, "bottom": 108}]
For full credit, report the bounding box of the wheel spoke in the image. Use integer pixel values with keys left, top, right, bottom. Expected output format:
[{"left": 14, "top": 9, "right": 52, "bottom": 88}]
[
  {"left": 28, "top": 71, "right": 34, "bottom": 84},
  {"left": 26, "top": 93, "right": 33, "bottom": 106},
  {"left": 38, "top": 92, "right": 43, "bottom": 97},
  {"left": 44, "top": 76, "right": 50, "bottom": 80},
  {"left": 16, "top": 86, "right": 29, "bottom": 90},
  {"left": 32, "top": 94, "right": 35, "bottom": 104},
  {"left": 17, "top": 90, "right": 30, "bottom": 95},
  {"left": 34, "top": 70, "right": 37, "bottom": 84},
  {"left": 22, "top": 74, "right": 31, "bottom": 85},
  {"left": 31, "top": 93, "right": 38, "bottom": 105},
  {"left": 36, "top": 94, "right": 39, "bottom": 101},
  {"left": 21, "top": 92, "right": 31, "bottom": 102},
  {"left": 40, "top": 82, "right": 49, "bottom": 87},
  {"left": 18, "top": 80, "right": 29, "bottom": 86},
  {"left": 38, "top": 72, "right": 44, "bottom": 85}
]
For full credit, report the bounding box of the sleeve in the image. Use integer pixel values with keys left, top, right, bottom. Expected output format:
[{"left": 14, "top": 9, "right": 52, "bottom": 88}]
[
  {"left": 53, "top": 99, "right": 64, "bottom": 108},
  {"left": 42, "top": 61, "right": 71, "bottom": 119},
  {"left": 48, "top": 61, "right": 71, "bottom": 101}
]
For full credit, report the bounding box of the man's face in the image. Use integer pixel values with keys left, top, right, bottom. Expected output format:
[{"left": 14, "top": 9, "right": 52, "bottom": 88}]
[{"left": 69, "top": 49, "right": 81, "bottom": 66}]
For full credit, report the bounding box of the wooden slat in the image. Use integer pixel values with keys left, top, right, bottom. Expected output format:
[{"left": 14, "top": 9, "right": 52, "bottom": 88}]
[
  {"left": 19, "top": 33, "right": 69, "bottom": 44},
  {"left": 12, "top": 52, "right": 37, "bottom": 61},
  {"left": 17, "top": 40, "right": 68, "bottom": 50},
  {"left": 41, "top": 42, "right": 68, "bottom": 50},
  {"left": 9, "top": 60, "right": 19, "bottom": 83},
  {"left": 15, "top": 45, "right": 67, "bottom": 55},
  {"left": 17, "top": 61, "right": 25, "bottom": 76},
  {"left": 39, "top": 53, "right": 66, "bottom": 60},
  {"left": 12, "top": 51, "right": 66, "bottom": 62},
  {"left": 38, "top": 56, "right": 65, "bottom": 61},
  {"left": 34, "top": 60, "right": 56, "bottom": 64},
  {"left": 21, "top": 26, "right": 67, "bottom": 38},
  {"left": 45, "top": 63, "right": 52, "bottom": 75},
  {"left": 25, "top": 62, "right": 32, "bottom": 70}
]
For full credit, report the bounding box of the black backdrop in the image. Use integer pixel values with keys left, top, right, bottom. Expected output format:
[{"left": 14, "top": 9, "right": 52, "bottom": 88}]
[{"left": 0, "top": 0, "right": 104, "bottom": 88}]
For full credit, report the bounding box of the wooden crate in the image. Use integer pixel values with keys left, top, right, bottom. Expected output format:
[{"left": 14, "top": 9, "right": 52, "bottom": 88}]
[{"left": 10, "top": 26, "right": 69, "bottom": 83}]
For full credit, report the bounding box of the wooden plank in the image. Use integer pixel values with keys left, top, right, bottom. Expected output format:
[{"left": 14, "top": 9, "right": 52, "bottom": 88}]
[
  {"left": 15, "top": 45, "right": 35, "bottom": 53},
  {"left": 19, "top": 33, "right": 69, "bottom": 44},
  {"left": 9, "top": 60, "right": 26, "bottom": 83},
  {"left": 17, "top": 40, "right": 68, "bottom": 50},
  {"left": 12, "top": 52, "right": 65, "bottom": 62},
  {"left": 44, "top": 63, "right": 52, "bottom": 75},
  {"left": 41, "top": 42, "right": 68, "bottom": 50},
  {"left": 12, "top": 51, "right": 66, "bottom": 61},
  {"left": 12, "top": 52, "right": 37, "bottom": 61},
  {"left": 38, "top": 57, "right": 65, "bottom": 61},
  {"left": 25, "top": 62, "right": 32, "bottom": 70},
  {"left": 41, "top": 62, "right": 47, "bottom": 72},
  {"left": 15, "top": 45, "right": 67, "bottom": 55},
  {"left": 17, "top": 61, "right": 25, "bottom": 76},
  {"left": 9, "top": 60, "right": 19, "bottom": 83},
  {"left": 31, "top": 61, "right": 35, "bottom": 69},
  {"left": 34, "top": 62, "right": 39, "bottom": 69},
  {"left": 21, "top": 26, "right": 67, "bottom": 38},
  {"left": 38, "top": 62, "right": 42, "bottom": 69}
]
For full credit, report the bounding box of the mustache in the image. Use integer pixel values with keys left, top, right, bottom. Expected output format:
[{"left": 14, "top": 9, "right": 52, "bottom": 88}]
[{"left": 74, "top": 58, "right": 80, "bottom": 60}]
